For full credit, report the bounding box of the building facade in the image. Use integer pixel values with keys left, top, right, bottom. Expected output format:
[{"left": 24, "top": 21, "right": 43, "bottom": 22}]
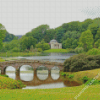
[{"left": 50, "top": 39, "right": 62, "bottom": 49}]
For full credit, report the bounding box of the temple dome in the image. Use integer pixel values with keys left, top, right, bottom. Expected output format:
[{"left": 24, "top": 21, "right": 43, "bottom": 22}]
[{"left": 50, "top": 39, "right": 58, "bottom": 44}]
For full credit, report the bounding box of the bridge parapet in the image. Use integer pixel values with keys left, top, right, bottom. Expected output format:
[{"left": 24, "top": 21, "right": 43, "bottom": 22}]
[{"left": 0, "top": 60, "right": 64, "bottom": 66}]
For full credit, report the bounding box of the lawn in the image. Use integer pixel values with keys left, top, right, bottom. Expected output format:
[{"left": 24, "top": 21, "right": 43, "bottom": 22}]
[
  {"left": 0, "top": 84, "right": 100, "bottom": 100},
  {"left": 0, "top": 52, "right": 40, "bottom": 57},
  {"left": 61, "top": 68, "right": 100, "bottom": 84},
  {"left": 44, "top": 49, "right": 69, "bottom": 53}
]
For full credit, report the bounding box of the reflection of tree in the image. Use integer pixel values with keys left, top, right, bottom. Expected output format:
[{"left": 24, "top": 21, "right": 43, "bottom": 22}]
[
  {"left": 37, "top": 66, "right": 48, "bottom": 70},
  {"left": 26, "top": 66, "right": 33, "bottom": 70}
]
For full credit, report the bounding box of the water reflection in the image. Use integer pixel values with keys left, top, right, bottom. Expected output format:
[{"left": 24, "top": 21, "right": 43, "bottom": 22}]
[
  {"left": 16, "top": 53, "right": 76, "bottom": 63},
  {"left": 23, "top": 82, "right": 66, "bottom": 89},
  {"left": 5, "top": 66, "right": 16, "bottom": 79},
  {"left": 51, "top": 66, "right": 60, "bottom": 80},
  {"left": 37, "top": 66, "right": 48, "bottom": 80},
  {"left": 20, "top": 65, "right": 33, "bottom": 81}
]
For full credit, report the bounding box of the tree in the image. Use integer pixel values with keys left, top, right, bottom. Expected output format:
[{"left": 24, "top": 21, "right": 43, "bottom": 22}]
[
  {"left": 0, "top": 24, "right": 6, "bottom": 49},
  {"left": 30, "top": 45, "right": 34, "bottom": 52},
  {"left": 20, "top": 36, "right": 37, "bottom": 51},
  {"left": 26, "top": 24, "right": 49, "bottom": 42},
  {"left": 94, "top": 39, "right": 100, "bottom": 48},
  {"left": 95, "top": 28, "right": 100, "bottom": 41},
  {"left": 62, "top": 38, "right": 72, "bottom": 49},
  {"left": 3, "top": 31, "right": 17, "bottom": 42},
  {"left": 36, "top": 40, "right": 50, "bottom": 50},
  {"left": 88, "top": 23, "right": 98, "bottom": 39},
  {"left": 79, "top": 30, "right": 94, "bottom": 51}
]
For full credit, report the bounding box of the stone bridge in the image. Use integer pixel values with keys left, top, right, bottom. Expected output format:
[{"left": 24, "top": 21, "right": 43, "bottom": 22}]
[{"left": 0, "top": 60, "right": 64, "bottom": 86}]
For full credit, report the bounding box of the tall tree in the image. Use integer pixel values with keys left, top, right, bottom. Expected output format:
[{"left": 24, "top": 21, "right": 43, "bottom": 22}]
[
  {"left": 0, "top": 24, "right": 6, "bottom": 49},
  {"left": 79, "top": 30, "right": 94, "bottom": 51}
]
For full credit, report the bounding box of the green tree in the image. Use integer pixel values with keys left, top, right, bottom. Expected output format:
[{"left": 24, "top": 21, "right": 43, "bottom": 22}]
[
  {"left": 0, "top": 24, "right": 6, "bottom": 49},
  {"left": 36, "top": 40, "right": 50, "bottom": 50},
  {"left": 62, "top": 38, "right": 72, "bottom": 49},
  {"left": 88, "top": 23, "right": 98, "bottom": 39},
  {"left": 94, "top": 39, "right": 100, "bottom": 48},
  {"left": 79, "top": 30, "right": 94, "bottom": 51},
  {"left": 26, "top": 24, "right": 49, "bottom": 42},
  {"left": 30, "top": 45, "right": 34, "bottom": 52},
  {"left": 20, "top": 36, "right": 37, "bottom": 51},
  {"left": 95, "top": 28, "right": 100, "bottom": 41}
]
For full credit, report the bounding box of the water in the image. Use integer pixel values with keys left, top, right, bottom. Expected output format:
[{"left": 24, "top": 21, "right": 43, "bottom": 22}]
[
  {"left": 23, "top": 82, "right": 66, "bottom": 89},
  {"left": 4, "top": 53, "right": 77, "bottom": 89},
  {"left": 16, "top": 53, "right": 76, "bottom": 63}
]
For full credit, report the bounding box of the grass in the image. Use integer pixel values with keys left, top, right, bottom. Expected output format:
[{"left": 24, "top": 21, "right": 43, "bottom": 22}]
[
  {"left": 0, "top": 52, "right": 41, "bottom": 57},
  {"left": 0, "top": 68, "right": 100, "bottom": 99},
  {"left": 0, "top": 75, "right": 25, "bottom": 89},
  {"left": 0, "top": 85, "right": 99, "bottom": 100},
  {"left": 61, "top": 68, "right": 100, "bottom": 84},
  {"left": 0, "top": 57, "right": 5, "bottom": 62},
  {"left": 44, "top": 49, "right": 69, "bottom": 53}
]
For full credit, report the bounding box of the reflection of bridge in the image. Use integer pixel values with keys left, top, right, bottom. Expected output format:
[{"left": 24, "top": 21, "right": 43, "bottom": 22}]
[{"left": 0, "top": 60, "right": 64, "bottom": 86}]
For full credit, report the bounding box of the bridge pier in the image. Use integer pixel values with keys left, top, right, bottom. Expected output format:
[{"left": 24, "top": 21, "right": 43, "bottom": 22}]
[
  {"left": 15, "top": 68, "right": 21, "bottom": 80},
  {"left": 1, "top": 68, "right": 5, "bottom": 75}
]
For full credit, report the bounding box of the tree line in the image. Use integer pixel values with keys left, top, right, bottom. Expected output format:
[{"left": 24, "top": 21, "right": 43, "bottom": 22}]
[{"left": 0, "top": 17, "right": 100, "bottom": 52}]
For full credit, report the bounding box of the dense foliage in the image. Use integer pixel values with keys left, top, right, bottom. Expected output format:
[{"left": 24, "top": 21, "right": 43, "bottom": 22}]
[
  {"left": 3, "top": 31, "right": 17, "bottom": 42},
  {"left": 1, "top": 17, "right": 100, "bottom": 52},
  {"left": 0, "top": 24, "right": 6, "bottom": 49},
  {"left": 64, "top": 54, "right": 100, "bottom": 72},
  {"left": 0, "top": 75, "right": 25, "bottom": 89}
]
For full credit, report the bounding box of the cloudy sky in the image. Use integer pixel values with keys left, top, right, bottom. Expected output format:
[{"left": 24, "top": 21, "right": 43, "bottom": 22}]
[{"left": 0, "top": 0, "right": 100, "bottom": 35}]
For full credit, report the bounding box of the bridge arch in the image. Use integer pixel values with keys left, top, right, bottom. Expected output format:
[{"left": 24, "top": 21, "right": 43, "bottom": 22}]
[
  {"left": 19, "top": 65, "right": 34, "bottom": 81},
  {"left": 51, "top": 66, "right": 60, "bottom": 80},
  {"left": 36, "top": 65, "right": 49, "bottom": 80},
  {"left": 4, "top": 66, "right": 16, "bottom": 79}
]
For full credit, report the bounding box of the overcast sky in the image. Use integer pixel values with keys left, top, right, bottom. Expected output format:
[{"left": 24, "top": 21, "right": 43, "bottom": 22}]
[{"left": 0, "top": 0, "right": 100, "bottom": 35}]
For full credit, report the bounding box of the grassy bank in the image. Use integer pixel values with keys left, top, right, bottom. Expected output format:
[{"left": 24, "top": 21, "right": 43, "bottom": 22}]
[
  {"left": 61, "top": 68, "right": 100, "bottom": 84},
  {"left": 0, "top": 52, "right": 40, "bottom": 57},
  {"left": 0, "top": 84, "right": 100, "bottom": 100},
  {"left": 44, "top": 49, "right": 71, "bottom": 53},
  {"left": 0, "top": 69, "right": 100, "bottom": 99},
  {"left": 0, "top": 75, "right": 25, "bottom": 89}
]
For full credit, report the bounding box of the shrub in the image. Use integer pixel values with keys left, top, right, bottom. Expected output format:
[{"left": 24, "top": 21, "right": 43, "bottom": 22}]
[
  {"left": 61, "top": 72, "right": 66, "bottom": 77},
  {"left": 68, "top": 74, "right": 74, "bottom": 79},
  {"left": 75, "top": 47, "right": 84, "bottom": 54},
  {"left": 11, "top": 47, "right": 20, "bottom": 52},
  {"left": 85, "top": 79, "right": 100, "bottom": 85},
  {"left": 64, "top": 54, "right": 100, "bottom": 72},
  {"left": 0, "top": 76, "right": 26, "bottom": 89},
  {"left": 37, "top": 48, "right": 42, "bottom": 52},
  {"left": 82, "top": 76, "right": 89, "bottom": 83},
  {"left": 87, "top": 48, "right": 100, "bottom": 55},
  {"left": 0, "top": 75, "right": 9, "bottom": 77}
]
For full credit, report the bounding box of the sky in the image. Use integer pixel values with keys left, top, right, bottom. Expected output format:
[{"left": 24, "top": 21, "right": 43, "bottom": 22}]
[{"left": 0, "top": 0, "right": 100, "bottom": 35}]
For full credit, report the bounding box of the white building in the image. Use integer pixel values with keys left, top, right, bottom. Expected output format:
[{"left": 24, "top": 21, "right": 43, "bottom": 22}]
[{"left": 50, "top": 39, "right": 62, "bottom": 49}]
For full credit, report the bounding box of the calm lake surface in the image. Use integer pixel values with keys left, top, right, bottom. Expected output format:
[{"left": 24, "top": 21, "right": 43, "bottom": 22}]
[
  {"left": 4, "top": 53, "right": 77, "bottom": 89},
  {"left": 16, "top": 53, "right": 76, "bottom": 63}
]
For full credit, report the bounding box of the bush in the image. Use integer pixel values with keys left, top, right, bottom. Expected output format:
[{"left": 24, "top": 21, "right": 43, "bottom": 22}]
[
  {"left": 75, "top": 47, "right": 84, "bottom": 54},
  {"left": 61, "top": 72, "right": 66, "bottom": 77},
  {"left": 37, "top": 48, "right": 42, "bottom": 52},
  {"left": 0, "top": 75, "right": 9, "bottom": 77},
  {"left": 82, "top": 76, "right": 89, "bottom": 83},
  {"left": 11, "top": 47, "right": 20, "bottom": 52},
  {"left": 68, "top": 74, "right": 74, "bottom": 79},
  {"left": 0, "top": 76, "right": 26, "bottom": 89},
  {"left": 64, "top": 54, "right": 100, "bottom": 72},
  {"left": 87, "top": 48, "right": 99, "bottom": 55},
  {"left": 85, "top": 79, "right": 100, "bottom": 85}
]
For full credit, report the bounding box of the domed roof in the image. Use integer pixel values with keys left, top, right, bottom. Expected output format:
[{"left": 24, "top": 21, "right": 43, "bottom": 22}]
[{"left": 50, "top": 39, "right": 58, "bottom": 44}]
